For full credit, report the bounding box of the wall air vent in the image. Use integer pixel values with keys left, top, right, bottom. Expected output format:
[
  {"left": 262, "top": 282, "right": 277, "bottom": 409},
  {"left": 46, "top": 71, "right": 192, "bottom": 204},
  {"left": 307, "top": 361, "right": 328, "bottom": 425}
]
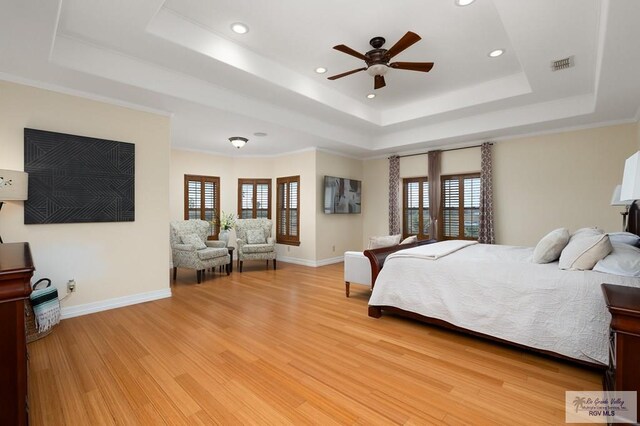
[{"left": 551, "top": 56, "right": 574, "bottom": 71}]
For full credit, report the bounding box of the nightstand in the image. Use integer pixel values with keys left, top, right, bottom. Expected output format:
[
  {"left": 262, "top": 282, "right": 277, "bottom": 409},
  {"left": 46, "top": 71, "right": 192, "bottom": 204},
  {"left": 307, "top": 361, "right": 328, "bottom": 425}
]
[{"left": 601, "top": 284, "right": 640, "bottom": 413}]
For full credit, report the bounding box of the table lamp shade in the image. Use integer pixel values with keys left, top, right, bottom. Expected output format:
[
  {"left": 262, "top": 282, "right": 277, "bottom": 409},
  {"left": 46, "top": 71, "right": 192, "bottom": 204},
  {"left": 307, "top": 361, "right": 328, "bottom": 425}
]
[
  {"left": 621, "top": 151, "right": 640, "bottom": 202},
  {"left": 0, "top": 170, "right": 28, "bottom": 201},
  {"left": 611, "top": 185, "right": 632, "bottom": 206}
]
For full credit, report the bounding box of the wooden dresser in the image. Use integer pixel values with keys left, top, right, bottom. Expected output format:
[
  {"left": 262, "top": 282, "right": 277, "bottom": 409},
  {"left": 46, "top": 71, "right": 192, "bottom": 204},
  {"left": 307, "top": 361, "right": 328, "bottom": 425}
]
[
  {"left": 601, "top": 283, "right": 640, "bottom": 415},
  {"left": 0, "top": 242, "right": 34, "bottom": 425}
]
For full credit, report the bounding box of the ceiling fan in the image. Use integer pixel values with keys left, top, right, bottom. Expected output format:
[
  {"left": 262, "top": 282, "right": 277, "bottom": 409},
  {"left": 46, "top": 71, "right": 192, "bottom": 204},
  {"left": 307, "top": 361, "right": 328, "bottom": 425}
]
[{"left": 328, "top": 31, "right": 434, "bottom": 90}]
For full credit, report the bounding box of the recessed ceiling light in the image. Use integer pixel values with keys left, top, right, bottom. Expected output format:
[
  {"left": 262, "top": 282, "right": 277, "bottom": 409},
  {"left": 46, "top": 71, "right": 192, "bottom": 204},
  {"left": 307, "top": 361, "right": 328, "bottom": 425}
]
[
  {"left": 253, "top": 132, "right": 267, "bottom": 137},
  {"left": 231, "top": 22, "right": 249, "bottom": 34},
  {"left": 315, "top": 67, "right": 327, "bottom": 74},
  {"left": 366, "top": 93, "right": 376, "bottom": 99},
  {"left": 455, "top": 0, "right": 475, "bottom": 6},
  {"left": 488, "top": 49, "right": 505, "bottom": 58}
]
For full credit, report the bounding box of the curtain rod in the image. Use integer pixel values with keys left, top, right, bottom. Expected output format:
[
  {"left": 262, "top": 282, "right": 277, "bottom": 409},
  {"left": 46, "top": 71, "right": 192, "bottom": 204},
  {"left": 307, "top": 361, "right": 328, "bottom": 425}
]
[{"left": 390, "top": 142, "right": 492, "bottom": 159}]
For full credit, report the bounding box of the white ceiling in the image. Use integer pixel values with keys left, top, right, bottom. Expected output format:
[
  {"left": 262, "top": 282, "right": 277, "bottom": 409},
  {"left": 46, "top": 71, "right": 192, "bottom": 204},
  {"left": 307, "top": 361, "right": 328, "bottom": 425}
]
[{"left": 1, "top": 0, "right": 639, "bottom": 158}]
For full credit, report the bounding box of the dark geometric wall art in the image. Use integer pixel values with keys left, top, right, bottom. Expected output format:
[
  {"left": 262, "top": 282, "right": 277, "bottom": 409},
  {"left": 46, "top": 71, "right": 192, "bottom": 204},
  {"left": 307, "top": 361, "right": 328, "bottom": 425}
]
[{"left": 24, "top": 128, "right": 135, "bottom": 224}]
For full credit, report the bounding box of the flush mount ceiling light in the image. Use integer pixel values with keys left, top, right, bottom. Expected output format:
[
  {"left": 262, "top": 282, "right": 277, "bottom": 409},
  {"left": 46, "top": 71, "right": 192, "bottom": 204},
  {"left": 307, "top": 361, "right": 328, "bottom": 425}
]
[
  {"left": 315, "top": 67, "right": 327, "bottom": 74},
  {"left": 366, "top": 93, "right": 376, "bottom": 99},
  {"left": 455, "top": 0, "right": 476, "bottom": 6},
  {"left": 253, "top": 132, "right": 267, "bottom": 137},
  {"left": 488, "top": 49, "right": 505, "bottom": 58},
  {"left": 229, "top": 136, "right": 248, "bottom": 149},
  {"left": 231, "top": 22, "right": 249, "bottom": 34}
]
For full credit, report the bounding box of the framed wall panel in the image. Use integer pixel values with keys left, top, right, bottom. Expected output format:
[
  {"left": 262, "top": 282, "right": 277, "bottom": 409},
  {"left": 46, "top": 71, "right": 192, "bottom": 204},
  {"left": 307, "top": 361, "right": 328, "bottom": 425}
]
[{"left": 24, "top": 128, "right": 135, "bottom": 224}]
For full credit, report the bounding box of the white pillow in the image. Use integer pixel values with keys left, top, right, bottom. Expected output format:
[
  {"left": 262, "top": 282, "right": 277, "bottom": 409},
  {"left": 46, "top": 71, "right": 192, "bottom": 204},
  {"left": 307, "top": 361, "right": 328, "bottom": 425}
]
[
  {"left": 571, "top": 227, "right": 604, "bottom": 238},
  {"left": 559, "top": 233, "right": 613, "bottom": 271},
  {"left": 181, "top": 233, "right": 206, "bottom": 250},
  {"left": 532, "top": 228, "right": 569, "bottom": 264},
  {"left": 400, "top": 235, "right": 418, "bottom": 245},
  {"left": 608, "top": 232, "right": 640, "bottom": 247},
  {"left": 367, "top": 234, "right": 401, "bottom": 250},
  {"left": 246, "top": 229, "right": 266, "bottom": 244},
  {"left": 593, "top": 243, "right": 640, "bottom": 277}
]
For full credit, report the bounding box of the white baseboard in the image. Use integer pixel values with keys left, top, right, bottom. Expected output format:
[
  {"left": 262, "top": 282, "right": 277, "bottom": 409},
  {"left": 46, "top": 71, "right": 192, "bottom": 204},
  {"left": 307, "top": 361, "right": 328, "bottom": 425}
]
[
  {"left": 277, "top": 256, "right": 344, "bottom": 267},
  {"left": 60, "top": 288, "right": 172, "bottom": 319},
  {"left": 315, "top": 256, "right": 344, "bottom": 267}
]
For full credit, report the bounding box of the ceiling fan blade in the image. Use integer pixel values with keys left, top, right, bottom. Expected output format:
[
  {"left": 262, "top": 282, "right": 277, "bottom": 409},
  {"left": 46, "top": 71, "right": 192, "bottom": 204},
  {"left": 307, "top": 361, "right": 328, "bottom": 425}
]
[
  {"left": 389, "top": 62, "right": 434, "bottom": 72},
  {"left": 374, "top": 75, "right": 386, "bottom": 89},
  {"left": 327, "top": 67, "right": 367, "bottom": 80},
  {"left": 385, "top": 31, "right": 422, "bottom": 59},
  {"left": 333, "top": 44, "right": 369, "bottom": 61}
]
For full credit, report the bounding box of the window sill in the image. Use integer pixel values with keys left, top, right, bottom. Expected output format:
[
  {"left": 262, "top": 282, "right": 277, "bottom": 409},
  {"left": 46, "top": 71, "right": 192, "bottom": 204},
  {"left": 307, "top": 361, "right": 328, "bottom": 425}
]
[{"left": 277, "top": 240, "right": 300, "bottom": 247}]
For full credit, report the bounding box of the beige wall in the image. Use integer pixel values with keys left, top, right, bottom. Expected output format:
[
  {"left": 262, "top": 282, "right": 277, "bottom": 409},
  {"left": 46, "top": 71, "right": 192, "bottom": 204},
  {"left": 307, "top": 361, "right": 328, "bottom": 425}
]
[
  {"left": 362, "top": 158, "right": 389, "bottom": 249},
  {"left": 0, "top": 80, "right": 171, "bottom": 309},
  {"left": 170, "top": 149, "right": 317, "bottom": 262},
  {"left": 494, "top": 124, "right": 637, "bottom": 245},
  {"left": 315, "top": 151, "right": 363, "bottom": 259},
  {"left": 272, "top": 150, "right": 317, "bottom": 262}
]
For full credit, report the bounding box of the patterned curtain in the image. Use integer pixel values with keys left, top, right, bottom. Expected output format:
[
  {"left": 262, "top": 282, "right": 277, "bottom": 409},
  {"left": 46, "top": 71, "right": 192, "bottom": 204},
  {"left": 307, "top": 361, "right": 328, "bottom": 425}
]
[
  {"left": 478, "top": 142, "right": 495, "bottom": 244},
  {"left": 427, "top": 150, "right": 441, "bottom": 240},
  {"left": 388, "top": 155, "right": 401, "bottom": 235}
]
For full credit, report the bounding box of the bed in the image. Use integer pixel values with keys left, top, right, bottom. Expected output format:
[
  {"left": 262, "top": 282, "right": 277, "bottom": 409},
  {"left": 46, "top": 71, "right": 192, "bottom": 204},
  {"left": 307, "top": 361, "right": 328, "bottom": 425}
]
[{"left": 366, "top": 207, "right": 640, "bottom": 367}]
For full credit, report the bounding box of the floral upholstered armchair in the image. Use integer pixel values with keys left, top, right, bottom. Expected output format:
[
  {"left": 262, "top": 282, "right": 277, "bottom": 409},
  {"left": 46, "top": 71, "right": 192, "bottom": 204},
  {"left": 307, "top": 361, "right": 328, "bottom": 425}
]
[
  {"left": 235, "top": 218, "right": 276, "bottom": 272},
  {"left": 170, "top": 220, "right": 230, "bottom": 283}
]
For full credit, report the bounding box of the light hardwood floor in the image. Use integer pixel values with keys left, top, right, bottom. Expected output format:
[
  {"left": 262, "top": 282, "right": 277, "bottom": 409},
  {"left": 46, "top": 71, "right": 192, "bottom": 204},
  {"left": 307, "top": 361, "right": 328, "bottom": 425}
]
[{"left": 29, "top": 261, "right": 602, "bottom": 425}]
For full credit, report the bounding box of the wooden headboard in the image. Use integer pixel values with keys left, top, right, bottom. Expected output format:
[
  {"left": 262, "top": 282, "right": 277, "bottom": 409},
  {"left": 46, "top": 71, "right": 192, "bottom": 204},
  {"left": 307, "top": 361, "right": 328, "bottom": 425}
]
[{"left": 629, "top": 201, "right": 640, "bottom": 237}]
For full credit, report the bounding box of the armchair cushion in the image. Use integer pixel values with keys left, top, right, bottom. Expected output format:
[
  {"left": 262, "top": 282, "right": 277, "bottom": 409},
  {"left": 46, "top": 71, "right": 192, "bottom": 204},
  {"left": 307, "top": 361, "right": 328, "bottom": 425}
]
[
  {"left": 247, "top": 229, "right": 266, "bottom": 244},
  {"left": 205, "top": 240, "right": 227, "bottom": 249},
  {"left": 242, "top": 243, "right": 275, "bottom": 254},
  {"left": 181, "top": 233, "right": 206, "bottom": 250},
  {"left": 197, "top": 247, "right": 229, "bottom": 260}
]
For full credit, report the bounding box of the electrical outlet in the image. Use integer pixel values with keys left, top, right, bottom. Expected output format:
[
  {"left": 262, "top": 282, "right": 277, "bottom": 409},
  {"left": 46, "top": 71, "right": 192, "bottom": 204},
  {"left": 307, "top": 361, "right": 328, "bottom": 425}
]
[
  {"left": 287, "top": 246, "right": 290, "bottom": 252},
  {"left": 67, "top": 279, "right": 76, "bottom": 293}
]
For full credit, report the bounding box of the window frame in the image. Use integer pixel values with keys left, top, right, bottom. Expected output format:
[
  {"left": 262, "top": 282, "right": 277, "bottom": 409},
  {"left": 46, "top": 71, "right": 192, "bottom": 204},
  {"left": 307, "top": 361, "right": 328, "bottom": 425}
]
[
  {"left": 184, "top": 174, "right": 220, "bottom": 239},
  {"left": 402, "top": 177, "right": 430, "bottom": 240},
  {"left": 439, "top": 173, "right": 481, "bottom": 241},
  {"left": 276, "top": 175, "right": 300, "bottom": 246},
  {"left": 237, "top": 178, "right": 272, "bottom": 219}
]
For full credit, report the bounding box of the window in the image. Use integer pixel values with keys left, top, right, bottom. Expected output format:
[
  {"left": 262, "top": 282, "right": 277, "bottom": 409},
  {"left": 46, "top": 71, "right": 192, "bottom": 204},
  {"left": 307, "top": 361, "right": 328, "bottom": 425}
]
[
  {"left": 440, "top": 174, "right": 481, "bottom": 240},
  {"left": 184, "top": 174, "right": 220, "bottom": 238},
  {"left": 238, "top": 179, "right": 271, "bottom": 219},
  {"left": 276, "top": 176, "right": 300, "bottom": 246},
  {"left": 402, "top": 177, "right": 430, "bottom": 239}
]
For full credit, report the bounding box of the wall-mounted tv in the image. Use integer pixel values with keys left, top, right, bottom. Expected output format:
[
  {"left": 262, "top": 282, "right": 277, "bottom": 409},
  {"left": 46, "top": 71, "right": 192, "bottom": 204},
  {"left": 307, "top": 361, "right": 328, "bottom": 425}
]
[{"left": 324, "top": 176, "right": 361, "bottom": 214}]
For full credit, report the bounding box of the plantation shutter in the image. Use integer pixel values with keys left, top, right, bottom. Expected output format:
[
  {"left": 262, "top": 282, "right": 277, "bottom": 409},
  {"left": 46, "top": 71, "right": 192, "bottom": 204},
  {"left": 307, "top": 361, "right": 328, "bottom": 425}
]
[
  {"left": 276, "top": 176, "right": 300, "bottom": 245},
  {"left": 440, "top": 174, "right": 480, "bottom": 240},
  {"left": 402, "top": 177, "right": 430, "bottom": 239},
  {"left": 184, "top": 175, "right": 220, "bottom": 237},
  {"left": 238, "top": 179, "right": 272, "bottom": 219}
]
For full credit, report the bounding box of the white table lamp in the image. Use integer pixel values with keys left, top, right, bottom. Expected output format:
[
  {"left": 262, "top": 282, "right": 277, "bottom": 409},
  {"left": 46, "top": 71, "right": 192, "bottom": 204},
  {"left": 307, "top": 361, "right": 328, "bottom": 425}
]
[
  {"left": 620, "top": 151, "right": 640, "bottom": 233},
  {"left": 0, "top": 169, "right": 29, "bottom": 243},
  {"left": 611, "top": 184, "right": 633, "bottom": 231}
]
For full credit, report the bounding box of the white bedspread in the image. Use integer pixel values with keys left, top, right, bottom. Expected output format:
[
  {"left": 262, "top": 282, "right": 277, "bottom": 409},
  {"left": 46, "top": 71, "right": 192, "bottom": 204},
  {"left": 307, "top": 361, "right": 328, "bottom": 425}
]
[
  {"left": 369, "top": 242, "right": 640, "bottom": 365},
  {"left": 388, "top": 240, "right": 478, "bottom": 260}
]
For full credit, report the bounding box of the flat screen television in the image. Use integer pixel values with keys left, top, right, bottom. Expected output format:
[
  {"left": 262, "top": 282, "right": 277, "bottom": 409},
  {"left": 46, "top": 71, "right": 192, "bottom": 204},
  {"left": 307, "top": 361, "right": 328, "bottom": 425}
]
[{"left": 324, "top": 176, "right": 361, "bottom": 214}]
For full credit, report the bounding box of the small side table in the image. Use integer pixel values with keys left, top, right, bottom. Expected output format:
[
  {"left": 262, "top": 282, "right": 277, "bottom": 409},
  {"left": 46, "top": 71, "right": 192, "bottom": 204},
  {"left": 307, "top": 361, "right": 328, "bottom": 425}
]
[
  {"left": 216, "top": 247, "right": 235, "bottom": 274},
  {"left": 226, "top": 247, "right": 234, "bottom": 273}
]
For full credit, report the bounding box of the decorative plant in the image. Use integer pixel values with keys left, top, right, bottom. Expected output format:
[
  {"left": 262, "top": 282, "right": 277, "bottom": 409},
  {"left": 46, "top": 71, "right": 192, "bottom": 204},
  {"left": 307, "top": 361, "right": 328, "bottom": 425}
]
[{"left": 217, "top": 211, "right": 236, "bottom": 231}]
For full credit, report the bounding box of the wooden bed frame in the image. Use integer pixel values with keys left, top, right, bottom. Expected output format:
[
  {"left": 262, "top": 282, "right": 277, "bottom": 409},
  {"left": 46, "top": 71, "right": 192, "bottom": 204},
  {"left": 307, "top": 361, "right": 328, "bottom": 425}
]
[{"left": 365, "top": 210, "right": 640, "bottom": 369}]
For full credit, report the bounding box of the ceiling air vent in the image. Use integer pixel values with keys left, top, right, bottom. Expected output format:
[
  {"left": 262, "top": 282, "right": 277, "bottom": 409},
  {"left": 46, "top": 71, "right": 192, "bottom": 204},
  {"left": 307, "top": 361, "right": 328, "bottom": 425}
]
[{"left": 551, "top": 56, "right": 574, "bottom": 71}]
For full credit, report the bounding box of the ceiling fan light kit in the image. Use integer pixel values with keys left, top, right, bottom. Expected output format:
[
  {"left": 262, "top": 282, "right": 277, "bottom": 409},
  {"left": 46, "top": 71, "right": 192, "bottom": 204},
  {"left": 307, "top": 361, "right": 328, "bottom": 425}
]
[{"left": 328, "top": 31, "right": 434, "bottom": 90}]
